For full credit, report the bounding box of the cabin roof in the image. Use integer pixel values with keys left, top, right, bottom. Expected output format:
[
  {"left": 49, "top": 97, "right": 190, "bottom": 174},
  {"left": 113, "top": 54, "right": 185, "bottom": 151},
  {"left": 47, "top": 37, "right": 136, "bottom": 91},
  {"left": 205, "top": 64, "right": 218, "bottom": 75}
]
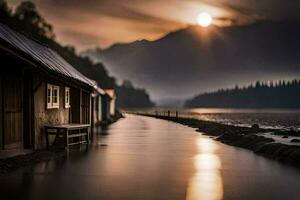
[{"left": 0, "top": 22, "right": 105, "bottom": 94}]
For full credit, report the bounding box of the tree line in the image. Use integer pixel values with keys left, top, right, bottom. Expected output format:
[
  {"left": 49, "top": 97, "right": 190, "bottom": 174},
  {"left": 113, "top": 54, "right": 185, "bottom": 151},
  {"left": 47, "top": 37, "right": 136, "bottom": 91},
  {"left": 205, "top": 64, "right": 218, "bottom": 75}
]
[
  {"left": 185, "top": 79, "right": 300, "bottom": 108},
  {"left": 116, "top": 81, "right": 155, "bottom": 108},
  {"left": 0, "top": 1, "right": 154, "bottom": 108}
]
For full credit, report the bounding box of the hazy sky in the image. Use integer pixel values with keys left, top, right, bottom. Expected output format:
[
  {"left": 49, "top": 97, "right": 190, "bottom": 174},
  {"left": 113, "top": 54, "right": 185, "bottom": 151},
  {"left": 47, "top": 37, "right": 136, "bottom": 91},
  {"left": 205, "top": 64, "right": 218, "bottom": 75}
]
[{"left": 8, "top": 0, "right": 300, "bottom": 50}]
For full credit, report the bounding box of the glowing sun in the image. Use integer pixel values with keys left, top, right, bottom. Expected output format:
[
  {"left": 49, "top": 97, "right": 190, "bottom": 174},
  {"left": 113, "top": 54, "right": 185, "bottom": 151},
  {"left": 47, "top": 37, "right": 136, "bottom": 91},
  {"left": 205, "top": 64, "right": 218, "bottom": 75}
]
[{"left": 197, "top": 12, "right": 213, "bottom": 27}]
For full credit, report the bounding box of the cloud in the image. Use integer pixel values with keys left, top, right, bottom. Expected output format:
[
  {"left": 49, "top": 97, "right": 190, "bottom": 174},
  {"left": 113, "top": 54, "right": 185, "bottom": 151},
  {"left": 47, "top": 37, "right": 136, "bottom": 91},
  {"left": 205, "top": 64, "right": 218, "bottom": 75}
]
[{"left": 7, "top": 0, "right": 300, "bottom": 49}]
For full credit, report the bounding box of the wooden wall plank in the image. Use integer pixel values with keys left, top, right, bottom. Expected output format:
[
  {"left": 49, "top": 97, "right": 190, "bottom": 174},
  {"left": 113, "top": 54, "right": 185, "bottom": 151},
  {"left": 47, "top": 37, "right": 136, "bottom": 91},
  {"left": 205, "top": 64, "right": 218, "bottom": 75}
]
[{"left": 3, "top": 77, "right": 24, "bottom": 148}]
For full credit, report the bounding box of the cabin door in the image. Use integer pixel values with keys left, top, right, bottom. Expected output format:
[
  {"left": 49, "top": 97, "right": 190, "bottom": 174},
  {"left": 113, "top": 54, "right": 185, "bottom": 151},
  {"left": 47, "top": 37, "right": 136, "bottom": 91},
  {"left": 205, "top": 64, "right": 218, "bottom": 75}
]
[
  {"left": 81, "top": 91, "right": 90, "bottom": 124},
  {"left": 3, "top": 77, "right": 24, "bottom": 149},
  {"left": 70, "top": 88, "right": 81, "bottom": 123}
]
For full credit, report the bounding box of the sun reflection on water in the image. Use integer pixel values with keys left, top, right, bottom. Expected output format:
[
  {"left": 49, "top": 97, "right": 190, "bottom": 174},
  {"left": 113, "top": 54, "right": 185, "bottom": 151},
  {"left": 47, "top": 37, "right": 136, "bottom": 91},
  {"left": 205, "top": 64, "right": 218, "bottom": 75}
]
[{"left": 186, "top": 138, "right": 223, "bottom": 200}]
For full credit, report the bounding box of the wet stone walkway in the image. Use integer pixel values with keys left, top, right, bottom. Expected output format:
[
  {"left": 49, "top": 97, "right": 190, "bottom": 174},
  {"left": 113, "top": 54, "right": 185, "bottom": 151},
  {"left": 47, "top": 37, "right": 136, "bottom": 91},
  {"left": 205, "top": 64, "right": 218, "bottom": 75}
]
[{"left": 1, "top": 114, "right": 300, "bottom": 200}]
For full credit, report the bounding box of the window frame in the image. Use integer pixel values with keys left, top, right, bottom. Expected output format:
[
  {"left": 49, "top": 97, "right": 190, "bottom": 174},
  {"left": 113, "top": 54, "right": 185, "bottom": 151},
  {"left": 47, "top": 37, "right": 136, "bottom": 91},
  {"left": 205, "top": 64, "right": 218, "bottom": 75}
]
[
  {"left": 46, "top": 84, "right": 60, "bottom": 109},
  {"left": 65, "top": 87, "right": 71, "bottom": 108},
  {"left": 52, "top": 85, "right": 60, "bottom": 108}
]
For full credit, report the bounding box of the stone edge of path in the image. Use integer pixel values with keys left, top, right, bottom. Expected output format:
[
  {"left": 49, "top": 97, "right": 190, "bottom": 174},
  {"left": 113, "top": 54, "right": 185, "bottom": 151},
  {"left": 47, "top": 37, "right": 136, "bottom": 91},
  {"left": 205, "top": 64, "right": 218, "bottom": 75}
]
[{"left": 138, "top": 114, "right": 300, "bottom": 168}]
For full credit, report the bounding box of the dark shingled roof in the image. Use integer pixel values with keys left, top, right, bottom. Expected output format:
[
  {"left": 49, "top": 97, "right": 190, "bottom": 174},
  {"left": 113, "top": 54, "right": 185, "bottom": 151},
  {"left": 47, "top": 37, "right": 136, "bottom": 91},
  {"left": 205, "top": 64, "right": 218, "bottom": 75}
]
[{"left": 0, "top": 22, "right": 105, "bottom": 94}]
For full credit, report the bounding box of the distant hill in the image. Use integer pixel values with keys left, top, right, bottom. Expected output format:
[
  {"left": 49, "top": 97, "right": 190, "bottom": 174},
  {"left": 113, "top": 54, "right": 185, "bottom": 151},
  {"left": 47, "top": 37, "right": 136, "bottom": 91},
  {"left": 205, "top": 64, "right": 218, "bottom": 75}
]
[
  {"left": 185, "top": 80, "right": 300, "bottom": 108},
  {"left": 116, "top": 81, "right": 155, "bottom": 108},
  {"left": 84, "top": 20, "right": 300, "bottom": 103}
]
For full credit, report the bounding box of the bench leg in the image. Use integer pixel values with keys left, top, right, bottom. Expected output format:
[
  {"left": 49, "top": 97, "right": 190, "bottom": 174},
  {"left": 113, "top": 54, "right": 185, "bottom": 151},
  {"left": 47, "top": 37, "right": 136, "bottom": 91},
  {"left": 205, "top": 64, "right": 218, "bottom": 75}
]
[
  {"left": 87, "top": 127, "right": 90, "bottom": 146},
  {"left": 64, "top": 129, "right": 69, "bottom": 150}
]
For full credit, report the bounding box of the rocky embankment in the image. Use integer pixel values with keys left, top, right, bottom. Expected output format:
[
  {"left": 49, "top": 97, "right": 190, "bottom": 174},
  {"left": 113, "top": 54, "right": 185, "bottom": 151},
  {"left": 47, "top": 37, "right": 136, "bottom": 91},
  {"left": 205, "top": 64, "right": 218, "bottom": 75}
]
[{"left": 142, "top": 114, "right": 300, "bottom": 167}]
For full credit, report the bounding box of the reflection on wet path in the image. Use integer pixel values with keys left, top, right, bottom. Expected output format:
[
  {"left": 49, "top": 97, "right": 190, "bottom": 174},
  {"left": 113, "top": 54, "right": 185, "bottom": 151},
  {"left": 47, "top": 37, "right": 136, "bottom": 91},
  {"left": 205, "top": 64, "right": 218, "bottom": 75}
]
[
  {"left": 1, "top": 114, "right": 300, "bottom": 200},
  {"left": 186, "top": 138, "right": 223, "bottom": 200}
]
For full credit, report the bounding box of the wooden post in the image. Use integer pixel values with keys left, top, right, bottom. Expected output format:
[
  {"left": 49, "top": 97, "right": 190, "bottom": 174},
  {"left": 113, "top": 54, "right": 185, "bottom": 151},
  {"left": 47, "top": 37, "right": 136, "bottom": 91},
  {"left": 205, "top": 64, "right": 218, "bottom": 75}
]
[
  {"left": 45, "top": 127, "right": 49, "bottom": 150},
  {"left": 64, "top": 128, "right": 69, "bottom": 150},
  {"left": 87, "top": 126, "right": 90, "bottom": 147},
  {"left": 168, "top": 110, "right": 170, "bottom": 117},
  {"left": 79, "top": 89, "right": 82, "bottom": 123}
]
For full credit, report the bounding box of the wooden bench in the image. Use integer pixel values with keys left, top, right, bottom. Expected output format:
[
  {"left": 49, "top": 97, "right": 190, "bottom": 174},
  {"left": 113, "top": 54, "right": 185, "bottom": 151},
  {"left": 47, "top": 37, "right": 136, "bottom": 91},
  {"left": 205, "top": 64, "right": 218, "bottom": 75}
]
[{"left": 45, "top": 124, "right": 91, "bottom": 150}]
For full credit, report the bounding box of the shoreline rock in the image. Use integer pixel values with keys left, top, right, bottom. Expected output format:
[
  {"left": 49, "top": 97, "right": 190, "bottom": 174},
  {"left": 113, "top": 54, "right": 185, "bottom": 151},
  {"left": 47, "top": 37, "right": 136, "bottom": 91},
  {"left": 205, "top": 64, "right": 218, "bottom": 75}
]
[
  {"left": 291, "top": 139, "right": 300, "bottom": 143},
  {"left": 273, "top": 130, "right": 300, "bottom": 137}
]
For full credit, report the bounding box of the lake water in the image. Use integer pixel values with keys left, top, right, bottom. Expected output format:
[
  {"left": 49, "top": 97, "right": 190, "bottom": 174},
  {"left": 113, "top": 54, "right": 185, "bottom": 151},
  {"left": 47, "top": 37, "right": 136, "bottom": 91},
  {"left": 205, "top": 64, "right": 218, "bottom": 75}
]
[
  {"left": 128, "top": 108, "right": 300, "bottom": 130},
  {"left": 1, "top": 115, "right": 300, "bottom": 200}
]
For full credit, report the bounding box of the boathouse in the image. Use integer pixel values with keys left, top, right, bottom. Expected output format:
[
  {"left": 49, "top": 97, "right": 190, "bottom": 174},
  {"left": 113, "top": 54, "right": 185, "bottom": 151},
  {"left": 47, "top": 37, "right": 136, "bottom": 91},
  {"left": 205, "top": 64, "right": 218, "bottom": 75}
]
[
  {"left": 105, "top": 89, "right": 116, "bottom": 117},
  {"left": 0, "top": 23, "right": 105, "bottom": 151}
]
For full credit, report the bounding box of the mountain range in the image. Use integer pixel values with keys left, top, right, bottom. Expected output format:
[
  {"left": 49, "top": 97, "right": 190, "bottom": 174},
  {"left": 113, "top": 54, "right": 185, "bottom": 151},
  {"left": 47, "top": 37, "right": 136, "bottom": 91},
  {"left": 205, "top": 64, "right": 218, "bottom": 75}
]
[{"left": 83, "top": 20, "right": 300, "bottom": 106}]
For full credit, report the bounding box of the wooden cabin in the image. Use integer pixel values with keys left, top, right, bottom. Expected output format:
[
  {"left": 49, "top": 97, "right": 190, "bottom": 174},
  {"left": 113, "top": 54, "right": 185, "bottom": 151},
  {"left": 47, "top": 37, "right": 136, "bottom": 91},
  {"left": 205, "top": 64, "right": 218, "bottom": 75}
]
[{"left": 0, "top": 23, "right": 104, "bottom": 151}]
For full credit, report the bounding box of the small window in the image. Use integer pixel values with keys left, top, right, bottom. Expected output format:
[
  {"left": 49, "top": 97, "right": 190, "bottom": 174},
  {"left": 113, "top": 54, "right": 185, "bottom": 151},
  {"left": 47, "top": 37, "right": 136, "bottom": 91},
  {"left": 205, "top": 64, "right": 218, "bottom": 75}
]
[
  {"left": 65, "top": 87, "right": 71, "bottom": 108},
  {"left": 47, "top": 84, "right": 53, "bottom": 108},
  {"left": 47, "top": 84, "right": 60, "bottom": 109}
]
